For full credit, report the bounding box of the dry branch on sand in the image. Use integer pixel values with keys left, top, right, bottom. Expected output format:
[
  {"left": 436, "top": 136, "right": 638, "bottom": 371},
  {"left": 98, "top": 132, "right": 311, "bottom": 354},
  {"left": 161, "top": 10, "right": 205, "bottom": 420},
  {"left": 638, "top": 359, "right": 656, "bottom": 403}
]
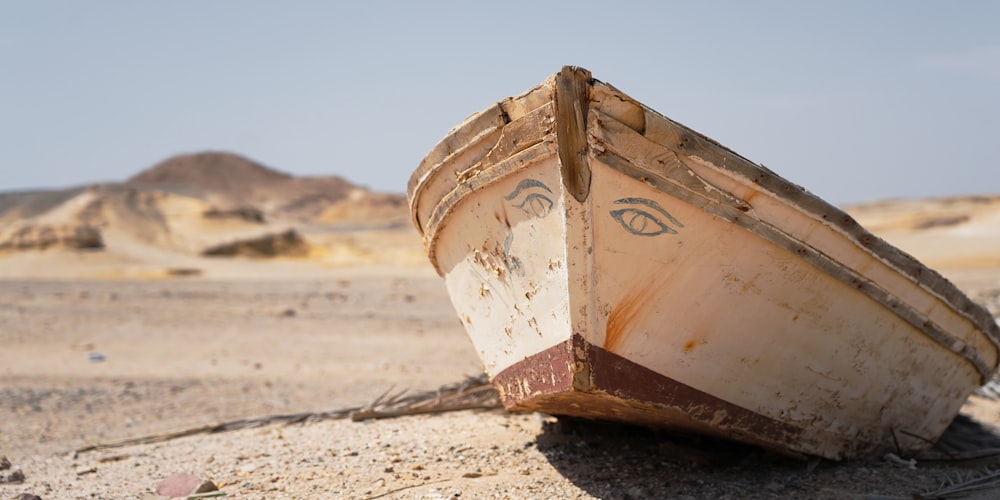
[
  {"left": 922, "top": 467, "right": 1000, "bottom": 498},
  {"left": 73, "top": 375, "right": 500, "bottom": 456}
]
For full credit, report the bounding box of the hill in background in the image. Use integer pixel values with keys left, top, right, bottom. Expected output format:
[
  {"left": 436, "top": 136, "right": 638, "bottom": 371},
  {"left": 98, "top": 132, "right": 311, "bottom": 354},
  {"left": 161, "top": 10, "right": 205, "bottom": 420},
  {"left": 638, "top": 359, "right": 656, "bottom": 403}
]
[
  {"left": 127, "top": 151, "right": 406, "bottom": 224},
  {"left": 0, "top": 152, "right": 422, "bottom": 278}
]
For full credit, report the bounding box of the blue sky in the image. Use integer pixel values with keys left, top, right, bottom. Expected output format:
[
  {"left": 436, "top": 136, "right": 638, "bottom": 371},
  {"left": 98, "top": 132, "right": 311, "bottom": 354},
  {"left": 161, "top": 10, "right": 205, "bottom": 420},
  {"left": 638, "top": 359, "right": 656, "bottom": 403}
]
[{"left": 2, "top": 1, "right": 997, "bottom": 204}]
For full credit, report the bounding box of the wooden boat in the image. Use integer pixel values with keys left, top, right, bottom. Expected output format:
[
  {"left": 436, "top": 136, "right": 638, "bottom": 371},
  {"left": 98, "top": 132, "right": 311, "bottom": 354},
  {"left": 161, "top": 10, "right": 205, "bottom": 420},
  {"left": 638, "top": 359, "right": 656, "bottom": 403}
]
[{"left": 407, "top": 66, "right": 1000, "bottom": 459}]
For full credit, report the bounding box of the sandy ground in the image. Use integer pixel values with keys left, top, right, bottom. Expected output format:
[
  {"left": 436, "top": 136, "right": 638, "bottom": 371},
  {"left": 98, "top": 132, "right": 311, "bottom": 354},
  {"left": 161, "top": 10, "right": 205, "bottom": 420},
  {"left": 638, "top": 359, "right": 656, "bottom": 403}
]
[{"left": 3, "top": 262, "right": 1000, "bottom": 499}]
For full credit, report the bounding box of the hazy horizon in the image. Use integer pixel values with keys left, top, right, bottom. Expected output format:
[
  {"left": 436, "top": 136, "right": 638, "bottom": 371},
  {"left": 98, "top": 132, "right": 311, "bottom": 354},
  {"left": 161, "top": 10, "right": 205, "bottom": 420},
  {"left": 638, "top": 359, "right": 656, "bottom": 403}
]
[{"left": 3, "top": 1, "right": 998, "bottom": 205}]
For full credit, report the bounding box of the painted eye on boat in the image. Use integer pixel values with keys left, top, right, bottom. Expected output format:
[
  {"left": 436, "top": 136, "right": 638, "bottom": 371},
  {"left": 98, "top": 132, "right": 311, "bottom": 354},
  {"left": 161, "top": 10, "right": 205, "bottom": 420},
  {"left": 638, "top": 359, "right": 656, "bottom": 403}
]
[
  {"left": 504, "top": 178, "right": 555, "bottom": 218},
  {"left": 610, "top": 208, "right": 675, "bottom": 236},
  {"left": 514, "top": 193, "right": 553, "bottom": 218},
  {"left": 610, "top": 197, "right": 683, "bottom": 237}
]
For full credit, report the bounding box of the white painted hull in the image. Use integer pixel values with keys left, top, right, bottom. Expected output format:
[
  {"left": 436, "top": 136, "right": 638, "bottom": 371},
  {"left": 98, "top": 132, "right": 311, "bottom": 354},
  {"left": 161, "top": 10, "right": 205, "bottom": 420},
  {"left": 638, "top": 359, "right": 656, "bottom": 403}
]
[{"left": 408, "top": 67, "right": 1000, "bottom": 459}]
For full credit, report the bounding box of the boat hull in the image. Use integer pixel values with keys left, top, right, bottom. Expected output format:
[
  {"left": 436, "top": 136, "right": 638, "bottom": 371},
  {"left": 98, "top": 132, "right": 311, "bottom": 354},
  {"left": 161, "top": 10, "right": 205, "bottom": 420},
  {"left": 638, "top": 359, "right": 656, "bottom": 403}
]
[{"left": 408, "top": 67, "right": 1000, "bottom": 459}]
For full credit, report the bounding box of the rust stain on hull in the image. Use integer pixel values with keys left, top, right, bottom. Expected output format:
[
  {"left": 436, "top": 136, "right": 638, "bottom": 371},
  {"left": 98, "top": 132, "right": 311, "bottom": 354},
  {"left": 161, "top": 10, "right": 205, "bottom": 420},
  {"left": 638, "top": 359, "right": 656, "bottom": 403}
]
[
  {"left": 682, "top": 339, "right": 698, "bottom": 353},
  {"left": 604, "top": 277, "right": 660, "bottom": 353},
  {"left": 604, "top": 293, "right": 644, "bottom": 353}
]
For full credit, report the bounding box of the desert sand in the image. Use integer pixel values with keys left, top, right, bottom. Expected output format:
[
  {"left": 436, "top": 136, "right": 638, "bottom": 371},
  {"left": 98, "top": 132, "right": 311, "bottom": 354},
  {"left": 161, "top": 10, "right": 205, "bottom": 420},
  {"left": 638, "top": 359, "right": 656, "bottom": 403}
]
[{"left": 3, "top": 154, "right": 1000, "bottom": 499}]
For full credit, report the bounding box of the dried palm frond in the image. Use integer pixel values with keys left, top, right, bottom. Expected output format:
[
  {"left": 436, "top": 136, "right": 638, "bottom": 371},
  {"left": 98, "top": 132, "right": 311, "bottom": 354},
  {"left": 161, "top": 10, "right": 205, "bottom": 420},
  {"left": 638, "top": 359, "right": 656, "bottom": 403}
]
[
  {"left": 74, "top": 374, "right": 500, "bottom": 455},
  {"left": 350, "top": 374, "right": 499, "bottom": 421},
  {"left": 920, "top": 467, "right": 1000, "bottom": 499}
]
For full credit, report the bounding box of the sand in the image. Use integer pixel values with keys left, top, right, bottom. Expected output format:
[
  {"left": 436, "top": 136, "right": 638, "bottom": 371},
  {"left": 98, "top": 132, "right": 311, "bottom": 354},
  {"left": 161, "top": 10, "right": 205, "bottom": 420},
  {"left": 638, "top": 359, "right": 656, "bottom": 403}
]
[
  {"left": 0, "top": 260, "right": 999, "bottom": 499},
  {"left": 3, "top": 182, "right": 1000, "bottom": 498}
]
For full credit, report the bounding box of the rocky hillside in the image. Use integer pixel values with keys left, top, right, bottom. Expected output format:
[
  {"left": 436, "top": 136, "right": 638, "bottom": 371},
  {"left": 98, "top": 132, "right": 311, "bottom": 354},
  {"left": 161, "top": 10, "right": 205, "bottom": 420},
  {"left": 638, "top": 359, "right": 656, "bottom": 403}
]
[
  {"left": 0, "top": 152, "right": 412, "bottom": 260},
  {"left": 127, "top": 152, "right": 406, "bottom": 224}
]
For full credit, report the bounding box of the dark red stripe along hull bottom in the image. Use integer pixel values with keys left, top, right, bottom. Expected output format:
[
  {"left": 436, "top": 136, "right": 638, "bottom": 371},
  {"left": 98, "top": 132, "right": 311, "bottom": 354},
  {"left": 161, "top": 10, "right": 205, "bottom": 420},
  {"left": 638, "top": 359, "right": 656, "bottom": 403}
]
[{"left": 491, "top": 334, "right": 812, "bottom": 457}]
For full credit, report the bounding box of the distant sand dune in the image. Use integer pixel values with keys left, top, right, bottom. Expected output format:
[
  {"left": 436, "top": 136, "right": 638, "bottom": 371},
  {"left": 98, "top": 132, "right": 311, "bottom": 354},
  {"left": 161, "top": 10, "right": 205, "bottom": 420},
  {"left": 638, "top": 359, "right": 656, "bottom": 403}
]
[
  {"left": 0, "top": 151, "right": 423, "bottom": 278},
  {"left": 846, "top": 195, "right": 1000, "bottom": 270}
]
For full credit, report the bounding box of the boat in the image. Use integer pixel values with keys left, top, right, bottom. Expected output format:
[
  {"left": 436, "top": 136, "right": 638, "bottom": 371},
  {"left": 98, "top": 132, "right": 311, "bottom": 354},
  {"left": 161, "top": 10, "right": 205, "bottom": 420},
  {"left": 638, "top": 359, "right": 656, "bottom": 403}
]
[{"left": 406, "top": 66, "right": 1000, "bottom": 459}]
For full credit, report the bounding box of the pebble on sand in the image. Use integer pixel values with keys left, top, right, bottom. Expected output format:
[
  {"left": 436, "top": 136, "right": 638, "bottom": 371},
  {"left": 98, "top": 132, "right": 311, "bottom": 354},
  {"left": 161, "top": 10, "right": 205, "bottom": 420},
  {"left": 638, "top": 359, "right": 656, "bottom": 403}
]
[
  {"left": 0, "top": 455, "right": 25, "bottom": 484},
  {"left": 155, "top": 472, "right": 219, "bottom": 498}
]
